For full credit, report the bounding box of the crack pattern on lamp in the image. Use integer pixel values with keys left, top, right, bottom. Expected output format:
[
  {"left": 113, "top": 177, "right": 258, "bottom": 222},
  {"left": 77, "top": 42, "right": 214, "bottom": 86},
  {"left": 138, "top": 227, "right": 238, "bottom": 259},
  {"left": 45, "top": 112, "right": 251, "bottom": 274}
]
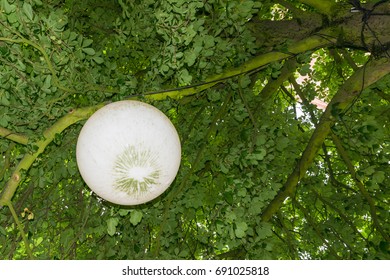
[{"left": 113, "top": 145, "right": 161, "bottom": 196}]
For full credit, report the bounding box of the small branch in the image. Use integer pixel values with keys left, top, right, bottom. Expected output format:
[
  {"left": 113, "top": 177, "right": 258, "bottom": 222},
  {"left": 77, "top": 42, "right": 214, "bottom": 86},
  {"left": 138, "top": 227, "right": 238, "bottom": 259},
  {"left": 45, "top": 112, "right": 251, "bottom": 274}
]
[
  {"left": 5, "top": 201, "right": 34, "bottom": 259},
  {"left": 0, "top": 37, "right": 77, "bottom": 94},
  {"left": 0, "top": 143, "right": 15, "bottom": 180},
  {"left": 295, "top": 0, "right": 338, "bottom": 17},
  {"left": 289, "top": 76, "right": 318, "bottom": 124},
  {"left": 293, "top": 199, "right": 341, "bottom": 259},
  {"left": 140, "top": 35, "right": 333, "bottom": 100},
  {"left": 0, "top": 104, "right": 105, "bottom": 207},
  {"left": 275, "top": 211, "right": 299, "bottom": 259},
  {"left": 312, "top": 189, "right": 367, "bottom": 242},
  {"left": 330, "top": 132, "right": 390, "bottom": 242},
  {"left": 260, "top": 57, "right": 390, "bottom": 222},
  {"left": 339, "top": 49, "right": 359, "bottom": 71},
  {"left": 0, "top": 127, "right": 29, "bottom": 145},
  {"left": 259, "top": 58, "right": 298, "bottom": 102},
  {"left": 373, "top": 88, "right": 390, "bottom": 102},
  {"left": 238, "top": 77, "right": 260, "bottom": 152},
  {"left": 322, "top": 144, "right": 357, "bottom": 193}
]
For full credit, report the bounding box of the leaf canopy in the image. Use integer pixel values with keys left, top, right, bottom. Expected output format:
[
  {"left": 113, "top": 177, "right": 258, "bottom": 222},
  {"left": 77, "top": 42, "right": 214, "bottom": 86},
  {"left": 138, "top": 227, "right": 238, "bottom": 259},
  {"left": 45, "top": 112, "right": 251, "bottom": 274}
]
[{"left": 0, "top": 0, "right": 389, "bottom": 260}]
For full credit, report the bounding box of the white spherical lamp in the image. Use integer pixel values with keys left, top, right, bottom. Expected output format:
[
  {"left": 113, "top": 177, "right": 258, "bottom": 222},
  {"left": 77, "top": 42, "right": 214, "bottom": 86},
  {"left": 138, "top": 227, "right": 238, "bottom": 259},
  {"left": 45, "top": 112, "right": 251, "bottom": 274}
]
[{"left": 76, "top": 100, "right": 181, "bottom": 205}]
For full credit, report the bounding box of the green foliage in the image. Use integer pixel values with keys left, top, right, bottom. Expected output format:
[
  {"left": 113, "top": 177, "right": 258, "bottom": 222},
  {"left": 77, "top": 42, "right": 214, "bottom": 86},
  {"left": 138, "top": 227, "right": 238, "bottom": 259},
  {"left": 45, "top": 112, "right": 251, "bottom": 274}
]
[{"left": 0, "top": 0, "right": 389, "bottom": 260}]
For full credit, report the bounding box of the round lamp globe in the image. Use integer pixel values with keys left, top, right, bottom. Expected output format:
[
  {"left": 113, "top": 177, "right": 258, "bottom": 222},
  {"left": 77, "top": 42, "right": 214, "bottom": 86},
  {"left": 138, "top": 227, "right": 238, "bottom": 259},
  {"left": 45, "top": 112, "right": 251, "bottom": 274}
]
[{"left": 76, "top": 100, "right": 181, "bottom": 205}]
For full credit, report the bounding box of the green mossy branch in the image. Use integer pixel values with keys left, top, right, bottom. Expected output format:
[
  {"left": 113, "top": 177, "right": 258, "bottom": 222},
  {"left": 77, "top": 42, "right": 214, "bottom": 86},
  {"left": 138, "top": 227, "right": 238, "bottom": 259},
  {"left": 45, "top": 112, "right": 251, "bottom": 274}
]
[
  {"left": 5, "top": 200, "right": 34, "bottom": 259},
  {"left": 295, "top": 0, "right": 338, "bottom": 17},
  {"left": 260, "top": 58, "right": 298, "bottom": 102},
  {"left": 260, "top": 57, "right": 390, "bottom": 222},
  {"left": 0, "top": 127, "right": 29, "bottom": 145},
  {"left": 0, "top": 104, "right": 104, "bottom": 207},
  {"left": 146, "top": 35, "right": 335, "bottom": 100}
]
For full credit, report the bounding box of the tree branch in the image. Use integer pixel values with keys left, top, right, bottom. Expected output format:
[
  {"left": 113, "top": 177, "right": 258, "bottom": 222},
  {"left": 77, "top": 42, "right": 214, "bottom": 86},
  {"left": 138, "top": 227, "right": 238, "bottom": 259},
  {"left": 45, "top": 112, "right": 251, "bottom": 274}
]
[
  {"left": 293, "top": 199, "right": 341, "bottom": 259},
  {"left": 0, "top": 104, "right": 105, "bottom": 207},
  {"left": 260, "top": 57, "right": 390, "bottom": 222},
  {"left": 144, "top": 35, "right": 334, "bottom": 100},
  {"left": 260, "top": 58, "right": 298, "bottom": 102},
  {"left": 5, "top": 201, "right": 34, "bottom": 259},
  {"left": 0, "top": 36, "right": 77, "bottom": 95},
  {"left": 312, "top": 189, "right": 367, "bottom": 242},
  {"left": 330, "top": 132, "right": 390, "bottom": 242},
  {"left": 295, "top": 0, "right": 338, "bottom": 17},
  {"left": 0, "top": 127, "right": 29, "bottom": 145}
]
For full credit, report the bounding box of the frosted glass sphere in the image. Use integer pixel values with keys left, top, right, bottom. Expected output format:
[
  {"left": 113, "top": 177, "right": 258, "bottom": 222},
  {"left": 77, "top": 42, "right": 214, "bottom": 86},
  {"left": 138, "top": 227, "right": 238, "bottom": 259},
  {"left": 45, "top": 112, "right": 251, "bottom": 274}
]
[{"left": 76, "top": 100, "right": 181, "bottom": 205}]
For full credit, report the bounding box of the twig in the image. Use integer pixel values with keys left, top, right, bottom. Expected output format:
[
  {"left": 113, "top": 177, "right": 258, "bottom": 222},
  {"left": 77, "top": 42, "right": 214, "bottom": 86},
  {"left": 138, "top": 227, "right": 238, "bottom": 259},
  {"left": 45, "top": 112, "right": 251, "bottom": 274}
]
[
  {"left": 0, "top": 127, "right": 29, "bottom": 145},
  {"left": 5, "top": 201, "right": 34, "bottom": 259},
  {"left": 330, "top": 132, "right": 390, "bottom": 242}
]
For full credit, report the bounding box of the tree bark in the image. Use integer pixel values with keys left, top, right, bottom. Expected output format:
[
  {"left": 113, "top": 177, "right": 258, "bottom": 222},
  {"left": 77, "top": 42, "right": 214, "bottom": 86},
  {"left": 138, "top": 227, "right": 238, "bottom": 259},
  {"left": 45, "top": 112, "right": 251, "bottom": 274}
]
[{"left": 250, "top": 1, "right": 390, "bottom": 55}]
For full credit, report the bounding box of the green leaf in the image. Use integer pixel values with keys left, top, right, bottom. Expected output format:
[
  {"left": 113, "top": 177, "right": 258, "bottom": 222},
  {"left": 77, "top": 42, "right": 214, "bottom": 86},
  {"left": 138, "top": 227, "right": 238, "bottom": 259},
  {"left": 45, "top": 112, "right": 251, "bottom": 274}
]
[
  {"left": 235, "top": 221, "right": 248, "bottom": 238},
  {"left": 256, "top": 223, "right": 273, "bottom": 239},
  {"left": 223, "top": 191, "right": 234, "bottom": 205},
  {"left": 92, "top": 56, "right": 104, "bottom": 64},
  {"left": 178, "top": 68, "right": 192, "bottom": 85},
  {"left": 161, "top": 64, "right": 169, "bottom": 72},
  {"left": 239, "top": 76, "right": 251, "bottom": 88},
  {"left": 0, "top": 226, "right": 6, "bottom": 236},
  {"left": 106, "top": 218, "right": 119, "bottom": 236},
  {"left": 254, "top": 148, "right": 266, "bottom": 160},
  {"left": 118, "top": 209, "right": 131, "bottom": 216},
  {"left": 23, "top": 2, "right": 34, "bottom": 21},
  {"left": 0, "top": 115, "right": 8, "bottom": 126},
  {"left": 82, "top": 48, "right": 96, "bottom": 56},
  {"left": 203, "top": 35, "right": 215, "bottom": 49},
  {"left": 220, "top": 162, "right": 229, "bottom": 174},
  {"left": 82, "top": 38, "right": 93, "bottom": 48},
  {"left": 299, "top": 64, "right": 311, "bottom": 76},
  {"left": 7, "top": 12, "right": 18, "bottom": 24},
  {"left": 372, "top": 171, "right": 385, "bottom": 184},
  {"left": 0, "top": 93, "right": 10, "bottom": 106},
  {"left": 184, "top": 51, "right": 198, "bottom": 66},
  {"left": 130, "top": 210, "right": 143, "bottom": 226},
  {"left": 3, "top": 0, "right": 16, "bottom": 14}
]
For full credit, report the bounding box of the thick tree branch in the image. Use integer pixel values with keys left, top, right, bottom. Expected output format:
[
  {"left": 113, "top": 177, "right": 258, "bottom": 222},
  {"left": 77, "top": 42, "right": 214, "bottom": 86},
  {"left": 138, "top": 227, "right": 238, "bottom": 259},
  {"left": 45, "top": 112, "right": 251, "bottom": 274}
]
[
  {"left": 295, "top": 0, "right": 338, "bottom": 16},
  {"left": 147, "top": 35, "right": 334, "bottom": 100},
  {"left": 259, "top": 58, "right": 298, "bottom": 102},
  {"left": 0, "top": 127, "right": 29, "bottom": 145},
  {"left": 0, "top": 104, "right": 104, "bottom": 207},
  {"left": 260, "top": 57, "right": 390, "bottom": 222}
]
